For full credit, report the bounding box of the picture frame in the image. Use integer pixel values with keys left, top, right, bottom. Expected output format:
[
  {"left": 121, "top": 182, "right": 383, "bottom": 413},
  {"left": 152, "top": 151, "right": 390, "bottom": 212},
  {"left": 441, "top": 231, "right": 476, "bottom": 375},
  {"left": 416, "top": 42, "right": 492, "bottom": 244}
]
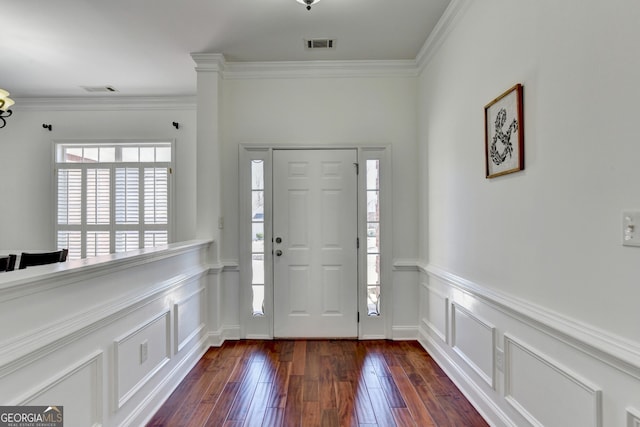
[{"left": 484, "top": 83, "right": 524, "bottom": 178}]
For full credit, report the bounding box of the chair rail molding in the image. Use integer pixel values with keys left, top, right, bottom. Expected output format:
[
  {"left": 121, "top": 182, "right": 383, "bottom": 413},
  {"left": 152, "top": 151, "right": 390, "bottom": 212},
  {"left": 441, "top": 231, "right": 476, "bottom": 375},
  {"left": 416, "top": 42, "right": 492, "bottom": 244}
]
[{"left": 424, "top": 264, "right": 640, "bottom": 379}]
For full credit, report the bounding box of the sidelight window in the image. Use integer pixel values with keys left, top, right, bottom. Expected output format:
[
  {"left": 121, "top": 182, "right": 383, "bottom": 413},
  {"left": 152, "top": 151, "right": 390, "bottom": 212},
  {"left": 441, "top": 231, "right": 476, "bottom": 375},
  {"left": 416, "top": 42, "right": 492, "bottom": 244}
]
[
  {"left": 366, "top": 159, "right": 381, "bottom": 316},
  {"left": 251, "top": 160, "right": 265, "bottom": 316}
]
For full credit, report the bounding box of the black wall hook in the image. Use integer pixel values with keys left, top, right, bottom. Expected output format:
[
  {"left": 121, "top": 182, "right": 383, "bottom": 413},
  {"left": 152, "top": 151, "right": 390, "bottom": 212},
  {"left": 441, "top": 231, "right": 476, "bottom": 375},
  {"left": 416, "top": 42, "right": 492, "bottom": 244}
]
[
  {"left": 172, "top": 122, "right": 179, "bottom": 130},
  {"left": 42, "top": 124, "right": 52, "bottom": 131}
]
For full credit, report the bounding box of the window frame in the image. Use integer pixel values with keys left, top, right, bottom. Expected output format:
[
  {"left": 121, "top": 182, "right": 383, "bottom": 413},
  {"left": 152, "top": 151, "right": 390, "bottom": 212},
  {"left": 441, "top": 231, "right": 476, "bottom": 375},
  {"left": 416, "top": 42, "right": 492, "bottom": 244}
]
[
  {"left": 53, "top": 139, "right": 175, "bottom": 259},
  {"left": 357, "top": 146, "right": 392, "bottom": 339},
  {"left": 239, "top": 146, "right": 273, "bottom": 339}
]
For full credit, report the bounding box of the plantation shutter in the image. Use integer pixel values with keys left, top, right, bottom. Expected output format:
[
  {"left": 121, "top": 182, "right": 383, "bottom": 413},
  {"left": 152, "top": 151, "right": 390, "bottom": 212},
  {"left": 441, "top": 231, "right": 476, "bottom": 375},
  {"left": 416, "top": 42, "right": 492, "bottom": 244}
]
[{"left": 55, "top": 142, "right": 172, "bottom": 260}]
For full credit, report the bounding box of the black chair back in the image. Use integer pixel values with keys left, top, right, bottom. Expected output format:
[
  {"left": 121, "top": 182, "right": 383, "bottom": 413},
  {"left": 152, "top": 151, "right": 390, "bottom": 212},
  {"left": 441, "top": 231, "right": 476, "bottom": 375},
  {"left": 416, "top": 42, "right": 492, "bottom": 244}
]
[
  {"left": 0, "top": 254, "right": 17, "bottom": 272},
  {"left": 18, "top": 250, "right": 67, "bottom": 270},
  {"left": 6, "top": 254, "right": 16, "bottom": 271}
]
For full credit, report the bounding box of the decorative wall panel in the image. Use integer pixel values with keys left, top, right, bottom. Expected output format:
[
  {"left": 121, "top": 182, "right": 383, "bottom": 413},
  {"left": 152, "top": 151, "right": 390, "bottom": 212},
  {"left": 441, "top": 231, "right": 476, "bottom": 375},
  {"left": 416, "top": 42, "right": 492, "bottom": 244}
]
[
  {"left": 451, "top": 302, "right": 495, "bottom": 388},
  {"left": 505, "top": 335, "right": 602, "bottom": 427},
  {"left": 174, "top": 287, "right": 205, "bottom": 353},
  {"left": 114, "top": 311, "right": 171, "bottom": 408},
  {"left": 424, "top": 285, "right": 448, "bottom": 343},
  {"left": 628, "top": 408, "right": 640, "bottom": 427},
  {"left": 18, "top": 352, "right": 103, "bottom": 427}
]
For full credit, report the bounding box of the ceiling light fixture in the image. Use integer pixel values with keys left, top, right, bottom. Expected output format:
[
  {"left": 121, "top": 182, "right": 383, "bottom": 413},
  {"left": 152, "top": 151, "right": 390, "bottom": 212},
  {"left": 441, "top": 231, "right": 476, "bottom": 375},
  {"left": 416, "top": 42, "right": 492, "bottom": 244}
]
[
  {"left": 0, "top": 88, "right": 14, "bottom": 129},
  {"left": 296, "top": 0, "right": 321, "bottom": 11}
]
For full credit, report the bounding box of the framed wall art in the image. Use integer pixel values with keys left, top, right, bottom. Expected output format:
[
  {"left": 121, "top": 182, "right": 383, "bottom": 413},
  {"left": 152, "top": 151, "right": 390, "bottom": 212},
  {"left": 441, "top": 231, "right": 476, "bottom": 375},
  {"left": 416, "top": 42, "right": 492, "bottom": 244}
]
[{"left": 484, "top": 83, "right": 524, "bottom": 178}]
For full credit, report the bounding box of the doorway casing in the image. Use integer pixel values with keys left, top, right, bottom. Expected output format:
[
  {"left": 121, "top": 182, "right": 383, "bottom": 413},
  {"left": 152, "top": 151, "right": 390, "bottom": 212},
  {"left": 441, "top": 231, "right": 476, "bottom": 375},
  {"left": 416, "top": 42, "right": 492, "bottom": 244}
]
[{"left": 238, "top": 144, "right": 392, "bottom": 339}]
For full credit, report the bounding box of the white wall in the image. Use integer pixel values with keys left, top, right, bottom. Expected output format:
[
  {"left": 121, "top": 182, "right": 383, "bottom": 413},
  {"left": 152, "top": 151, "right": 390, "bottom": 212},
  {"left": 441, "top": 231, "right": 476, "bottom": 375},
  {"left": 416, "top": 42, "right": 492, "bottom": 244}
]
[
  {"left": 220, "top": 74, "right": 420, "bottom": 337},
  {"left": 418, "top": 1, "right": 640, "bottom": 425},
  {"left": 221, "top": 76, "right": 418, "bottom": 262},
  {"left": 0, "top": 101, "right": 197, "bottom": 250},
  {"left": 420, "top": 0, "right": 640, "bottom": 349}
]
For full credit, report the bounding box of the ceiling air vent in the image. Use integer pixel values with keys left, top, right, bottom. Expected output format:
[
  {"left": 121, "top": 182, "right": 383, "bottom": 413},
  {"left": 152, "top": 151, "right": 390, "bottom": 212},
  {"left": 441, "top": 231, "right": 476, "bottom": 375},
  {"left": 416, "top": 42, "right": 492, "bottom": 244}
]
[
  {"left": 305, "top": 38, "right": 336, "bottom": 50},
  {"left": 81, "top": 86, "right": 118, "bottom": 93}
]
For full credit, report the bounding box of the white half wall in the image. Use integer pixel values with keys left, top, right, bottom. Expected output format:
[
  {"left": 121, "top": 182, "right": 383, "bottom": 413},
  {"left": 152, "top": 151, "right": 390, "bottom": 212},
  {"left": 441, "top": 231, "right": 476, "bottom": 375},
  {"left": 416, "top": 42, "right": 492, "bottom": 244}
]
[{"left": 0, "top": 240, "right": 213, "bottom": 427}]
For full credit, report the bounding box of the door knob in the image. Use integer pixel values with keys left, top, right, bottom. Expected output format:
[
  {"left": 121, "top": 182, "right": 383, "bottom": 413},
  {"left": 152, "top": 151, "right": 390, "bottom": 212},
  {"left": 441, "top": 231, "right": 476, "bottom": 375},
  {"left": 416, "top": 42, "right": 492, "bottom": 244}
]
[
  {"left": 275, "top": 237, "right": 282, "bottom": 244},
  {"left": 275, "top": 250, "right": 283, "bottom": 256}
]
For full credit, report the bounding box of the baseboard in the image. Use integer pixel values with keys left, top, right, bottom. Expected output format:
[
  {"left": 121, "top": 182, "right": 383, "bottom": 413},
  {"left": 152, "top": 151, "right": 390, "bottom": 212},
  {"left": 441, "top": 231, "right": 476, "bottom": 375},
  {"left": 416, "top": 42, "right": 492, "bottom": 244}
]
[
  {"left": 418, "top": 327, "right": 514, "bottom": 427},
  {"left": 391, "top": 325, "right": 418, "bottom": 340},
  {"left": 123, "top": 335, "right": 210, "bottom": 427}
]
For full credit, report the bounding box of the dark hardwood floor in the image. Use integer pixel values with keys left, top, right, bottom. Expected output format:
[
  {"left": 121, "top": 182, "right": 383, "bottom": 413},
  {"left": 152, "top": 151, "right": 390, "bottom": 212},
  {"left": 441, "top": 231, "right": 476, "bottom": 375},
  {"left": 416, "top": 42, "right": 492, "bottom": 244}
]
[{"left": 146, "top": 340, "right": 489, "bottom": 427}]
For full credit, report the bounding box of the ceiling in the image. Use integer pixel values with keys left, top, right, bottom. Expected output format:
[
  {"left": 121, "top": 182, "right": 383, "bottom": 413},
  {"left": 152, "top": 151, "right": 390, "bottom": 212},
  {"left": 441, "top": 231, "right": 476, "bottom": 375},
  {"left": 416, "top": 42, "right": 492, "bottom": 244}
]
[{"left": 2, "top": 0, "right": 451, "bottom": 98}]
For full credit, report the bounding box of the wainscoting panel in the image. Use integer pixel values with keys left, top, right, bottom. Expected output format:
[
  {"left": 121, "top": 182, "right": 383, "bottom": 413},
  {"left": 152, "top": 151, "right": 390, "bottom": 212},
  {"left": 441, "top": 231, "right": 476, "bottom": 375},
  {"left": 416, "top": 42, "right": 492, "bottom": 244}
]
[
  {"left": 114, "top": 311, "right": 171, "bottom": 408},
  {"left": 505, "top": 335, "right": 602, "bottom": 427},
  {"left": 451, "top": 302, "right": 495, "bottom": 389},
  {"left": 0, "top": 241, "right": 213, "bottom": 427},
  {"left": 174, "top": 287, "right": 206, "bottom": 353},
  {"left": 423, "top": 285, "right": 448, "bottom": 343},
  {"left": 17, "top": 352, "right": 103, "bottom": 427},
  {"left": 419, "top": 264, "right": 640, "bottom": 427},
  {"left": 628, "top": 408, "right": 640, "bottom": 427}
]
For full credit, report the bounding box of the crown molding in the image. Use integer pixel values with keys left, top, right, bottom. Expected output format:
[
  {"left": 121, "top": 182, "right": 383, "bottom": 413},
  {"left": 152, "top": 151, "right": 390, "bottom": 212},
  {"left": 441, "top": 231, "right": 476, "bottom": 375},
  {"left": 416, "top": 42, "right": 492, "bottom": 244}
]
[
  {"left": 13, "top": 96, "right": 196, "bottom": 111},
  {"left": 191, "top": 53, "right": 226, "bottom": 72},
  {"left": 415, "top": 0, "right": 472, "bottom": 73},
  {"left": 223, "top": 59, "right": 418, "bottom": 79}
]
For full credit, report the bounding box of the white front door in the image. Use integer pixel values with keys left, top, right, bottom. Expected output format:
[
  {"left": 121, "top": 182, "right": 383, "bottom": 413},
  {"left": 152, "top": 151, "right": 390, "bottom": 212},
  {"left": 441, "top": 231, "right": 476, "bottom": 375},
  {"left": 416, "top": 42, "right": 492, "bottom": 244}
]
[{"left": 273, "top": 149, "right": 358, "bottom": 338}]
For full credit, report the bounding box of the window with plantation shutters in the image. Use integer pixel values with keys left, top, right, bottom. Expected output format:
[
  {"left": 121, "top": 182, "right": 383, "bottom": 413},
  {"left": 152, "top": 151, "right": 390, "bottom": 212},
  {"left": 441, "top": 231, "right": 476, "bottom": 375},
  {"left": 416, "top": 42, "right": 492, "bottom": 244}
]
[{"left": 55, "top": 141, "right": 173, "bottom": 260}]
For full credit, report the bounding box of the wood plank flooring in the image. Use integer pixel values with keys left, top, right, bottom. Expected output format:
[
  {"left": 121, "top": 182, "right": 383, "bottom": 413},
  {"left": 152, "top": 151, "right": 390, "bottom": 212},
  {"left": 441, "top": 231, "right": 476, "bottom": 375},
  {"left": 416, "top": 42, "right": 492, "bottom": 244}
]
[{"left": 146, "top": 340, "right": 489, "bottom": 427}]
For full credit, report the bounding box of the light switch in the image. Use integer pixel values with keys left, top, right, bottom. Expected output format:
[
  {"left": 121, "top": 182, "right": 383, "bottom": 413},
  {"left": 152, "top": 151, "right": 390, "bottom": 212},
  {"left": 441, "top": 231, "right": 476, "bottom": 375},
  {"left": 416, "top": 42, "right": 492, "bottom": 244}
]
[{"left": 623, "top": 211, "right": 640, "bottom": 247}]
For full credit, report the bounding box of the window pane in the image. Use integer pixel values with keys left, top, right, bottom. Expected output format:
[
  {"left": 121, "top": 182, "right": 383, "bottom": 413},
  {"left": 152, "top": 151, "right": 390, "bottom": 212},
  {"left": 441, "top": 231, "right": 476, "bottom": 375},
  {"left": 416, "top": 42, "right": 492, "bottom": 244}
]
[
  {"left": 366, "top": 160, "right": 379, "bottom": 189},
  {"left": 58, "top": 231, "right": 81, "bottom": 260},
  {"left": 121, "top": 147, "right": 139, "bottom": 162},
  {"left": 144, "top": 168, "right": 168, "bottom": 224},
  {"left": 252, "top": 254, "right": 264, "bottom": 285},
  {"left": 86, "top": 231, "right": 110, "bottom": 257},
  {"left": 252, "top": 285, "right": 265, "bottom": 316},
  {"left": 115, "top": 168, "right": 140, "bottom": 224},
  {"left": 367, "top": 285, "right": 380, "bottom": 316},
  {"left": 83, "top": 147, "right": 99, "bottom": 163},
  {"left": 144, "top": 231, "right": 168, "bottom": 247},
  {"left": 367, "top": 191, "right": 379, "bottom": 222},
  {"left": 366, "top": 222, "right": 380, "bottom": 253},
  {"left": 99, "top": 147, "right": 115, "bottom": 162},
  {"left": 367, "top": 254, "right": 380, "bottom": 285},
  {"left": 252, "top": 191, "right": 264, "bottom": 221},
  {"left": 87, "top": 169, "right": 110, "bottom": 225},
  {"left": 64, "top": 147, "right": 83, "bottom": 163},
  {"left": 252, "top": 223, "right": 264, "bottom": 252},
  {"left": 251, "top": 160, "right": 264, "bottom": 190},
  {"left": 58, "top": 169, "right": 82, "bottom": 225},
  {"left": 115, "top": 231, "right": 139, "bottom": 252},
  {"left": 156, "top": 147, "right": 171, "bottom": 162},
  {"left": 140, "top": 147, "right": 155, "bottom": 162}
]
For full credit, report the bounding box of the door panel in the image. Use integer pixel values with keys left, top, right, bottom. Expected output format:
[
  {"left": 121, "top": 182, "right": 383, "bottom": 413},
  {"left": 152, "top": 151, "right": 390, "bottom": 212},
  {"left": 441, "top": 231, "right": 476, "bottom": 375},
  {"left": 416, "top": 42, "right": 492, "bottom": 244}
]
[{"left": 273, "top": 149, "right": 358, "bottom": 338}]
